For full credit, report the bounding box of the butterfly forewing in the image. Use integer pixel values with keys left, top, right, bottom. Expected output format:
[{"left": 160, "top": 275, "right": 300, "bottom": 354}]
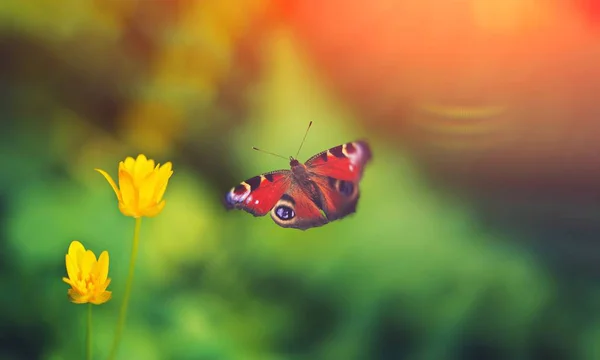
[
  {"left": 224, "top": 170, "right": 291, "bottom": 216},
  {"left": 304, "top": 140, "right": 372, "bottom": 181}
]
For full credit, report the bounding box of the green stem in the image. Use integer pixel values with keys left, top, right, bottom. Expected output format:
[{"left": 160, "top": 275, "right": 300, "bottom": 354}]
[
  {"left": 107, "top": 217, "right": 142, "bottom": 360},
  {"left": 87, "top": 303, "right": 92, "bottom": 360}
]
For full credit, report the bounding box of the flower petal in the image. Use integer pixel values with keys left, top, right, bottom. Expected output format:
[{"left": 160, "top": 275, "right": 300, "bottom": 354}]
[
  {"left": 158, "top": 162, "right": 173, "bottom": 182},
  {"left": 133, "top": 154, "right": 150, "bottom": 182},
  {"left": 136, "top": 154, "right": 148, "bottom": 163},
  {"left": 65, "top": 254, "right": 79, "bottom": 282},
  {"left": 142, "top": 158, "right": 156, "bottom": 178},
  {"left": 143, "top": 200, "right": 166, "bottom": 217},
  {"left": 138, "top": 171, "right": 159, "bottom": 209},
  {"left": 118, "top": 168, "right": 137, "bottom": 211},
  {"left": 122, "top": 157, "right": 136, "bottom": 172},
  {"left": 68, "top": 289, "right": 89, "bottom": 304},
  {"left": 97, "top": 278, "right": 112, "bottom": 292},
  {"left": 80, "top": 250, "right": 96, "bottom": 280},
  {"left": 69, "top": 241, "right": 87, "bottom": 276},
  {"left": 154, "top": 163, "right": 173, "bottom": 202},
  {"left": 118, "top": 202, "right": 137, "bottom": 217},
  {"left": 95, "top": 169, "right": 122, "bottom": 202},
  {"left": 91, "top": 291, "right": 112, "bottom": 305},
  {"left": 154, "top": 181, "right": 169, "bottom": 204},
  {"left": 96, "top": 251, "right": 109, "bottom": 285},
  {"left": 68, "top": 241, "right": 85, "bottom": 259}
]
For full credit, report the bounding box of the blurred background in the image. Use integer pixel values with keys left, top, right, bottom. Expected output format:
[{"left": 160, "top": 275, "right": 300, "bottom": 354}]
[{"left": 1, "top": 0, "right": 600, "bottom": 359}]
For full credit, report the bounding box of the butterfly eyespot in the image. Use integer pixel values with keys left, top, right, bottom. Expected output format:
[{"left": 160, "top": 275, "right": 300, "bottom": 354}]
[
  {"left": 275, "top": 205, "right": 295, "bottom": 220},
  {"left": 338, "top": 180, "right": 354, "bottom": 196}
]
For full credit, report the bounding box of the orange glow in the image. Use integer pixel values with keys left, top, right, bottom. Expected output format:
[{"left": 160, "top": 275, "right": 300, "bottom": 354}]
[
  {"left": 282, "top": 0, "right": 599, "bottom": 164},
  {"left": 470, "top": 0, "right": 555, "bottom": 34}
]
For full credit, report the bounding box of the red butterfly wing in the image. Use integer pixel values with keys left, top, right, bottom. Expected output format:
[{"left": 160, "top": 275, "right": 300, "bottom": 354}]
[
  {"left": 269, "top": 183, "right": 329, "bottom": 230},
  {"left": 310, "top": 175, "right": 361, "bottom": 221},
  {"left": 224, "top": 170, "right": 292, "bottom": 216},
  {"left": 304, "top": 140, "right": 372, "bottom": 181},
  {"left": 305, "top": 141, "right": 372, "bottom": 221}
]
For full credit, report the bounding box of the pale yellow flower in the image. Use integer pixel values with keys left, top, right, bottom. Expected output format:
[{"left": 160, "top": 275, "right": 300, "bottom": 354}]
[
  {"left": 62, "top": 241, "right": 112, "bottom": 305},
  {"left": 95, "top": 154, "right": 173, "bottom": 218}
]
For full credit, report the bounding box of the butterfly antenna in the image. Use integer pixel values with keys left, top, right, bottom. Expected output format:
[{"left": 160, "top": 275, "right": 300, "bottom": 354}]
[
  {"left": 252, "top": 147, "right": 288, "bottom": 160},
  {"left": 295, "top": 121, "right": 313, "bottom": 159}
]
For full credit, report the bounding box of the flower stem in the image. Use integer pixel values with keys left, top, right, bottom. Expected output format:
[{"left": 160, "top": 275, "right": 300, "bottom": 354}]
[
  {"left": 87, "top": 303, "right": 92, "bottom": 360},
  {"left": 107, "top": 217, "right": 142, "bottom": 360}
]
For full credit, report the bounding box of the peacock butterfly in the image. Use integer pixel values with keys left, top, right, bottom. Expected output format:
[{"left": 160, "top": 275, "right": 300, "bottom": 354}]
[{"left": 224, "top": 122, "right": 372, "bottom": 230}]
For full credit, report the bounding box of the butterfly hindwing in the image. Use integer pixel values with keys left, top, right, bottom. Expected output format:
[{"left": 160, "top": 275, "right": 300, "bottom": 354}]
[
  {"left": 311, "top": 175, "right": 361, "bottom": 221},
  {"left": 224, "top": 170, "right": 291, "bottom": 216},
  {"left": 269, "top": 187, "right": 329, "bottom": 229}
]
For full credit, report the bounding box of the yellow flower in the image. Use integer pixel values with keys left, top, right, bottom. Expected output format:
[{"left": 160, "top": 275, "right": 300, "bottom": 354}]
[
  {"left": 62, "top": 241, "right": 112, "bottom": 305},
  {"left": 95, "top": 154, "right": 173, "bottom": 218}
]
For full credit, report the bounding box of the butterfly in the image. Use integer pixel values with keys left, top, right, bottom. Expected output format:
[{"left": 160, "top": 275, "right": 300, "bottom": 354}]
[{"left": 224, "top": 122, "right": 372, "bottom": 230}]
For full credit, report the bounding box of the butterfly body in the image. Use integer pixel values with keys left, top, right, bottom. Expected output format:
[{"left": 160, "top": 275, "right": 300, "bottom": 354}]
[{"left": 224, "top": 141, "right": 372, "bottom": 230}]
